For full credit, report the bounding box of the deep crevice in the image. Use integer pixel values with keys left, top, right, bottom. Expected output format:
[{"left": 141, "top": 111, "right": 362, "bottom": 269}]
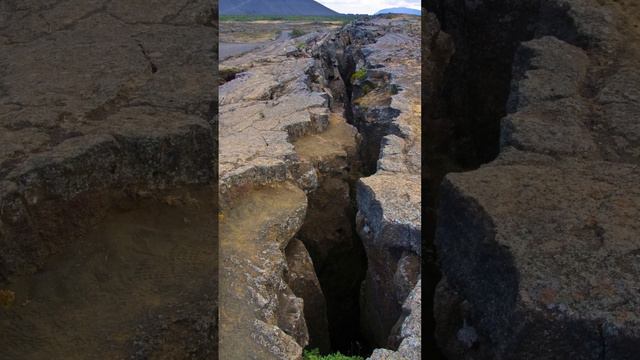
[
  {"left": 293, "top": 30, "right": 388, "bottom": 357},
  {"left": 297, "top": 168, "right": 371, "bottom": 356},
  {"left": 295, "top": 101, "right": 372, "bottom": 356},
  {"left": 423, "top": 0, "right": 587, "bottom": 358},
  {"left": 421, "top": 1, "right": 544, "bottom": 356},
  {"left": 295, "top": 19, "right": 426, "bottom": 357}
]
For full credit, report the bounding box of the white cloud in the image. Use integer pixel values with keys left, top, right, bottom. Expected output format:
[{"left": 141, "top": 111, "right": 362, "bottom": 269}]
[{"left": 316, "top": 0, "right": 421, "bottom": 15}]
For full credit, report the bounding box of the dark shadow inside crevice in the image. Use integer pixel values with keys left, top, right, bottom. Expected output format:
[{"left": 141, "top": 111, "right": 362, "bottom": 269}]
[{"left": 422, "top": 0, "right": 583, "bottom": 357}]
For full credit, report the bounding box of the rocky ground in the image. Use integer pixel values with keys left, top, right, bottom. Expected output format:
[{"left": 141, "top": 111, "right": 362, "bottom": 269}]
[
  {"left": 219, "top": 14, "right": 421, "bottom": 360},
  {"left": 0, "top": 1, "right": 217, "bottom": 358},
  {"left": 347, "top": 17, "right": 422, "bottom": 360},
  {"left": 425, "top": 0, "right": 640, "bottom": 359},
  {"left": 220, "top": 20, "right": 343, "bottom": 44},
  {"left": 219, "top": 20, "right": 343, "bottom": 61},
  {"left": 218, "top": 28, "right": 332, "bottom": 359}
]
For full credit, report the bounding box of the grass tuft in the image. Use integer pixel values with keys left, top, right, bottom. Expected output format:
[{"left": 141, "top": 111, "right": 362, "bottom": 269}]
[
  {"left": 303, "top": 348, "right": 365, "bottom": 360},
  {"left": 351, "top": 68, "right": 367, "bottom": 82}
]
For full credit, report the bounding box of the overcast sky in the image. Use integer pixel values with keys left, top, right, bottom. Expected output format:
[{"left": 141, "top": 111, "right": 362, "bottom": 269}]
[{"left": 315, "top": 0, "right": 421, "bottom": 15}]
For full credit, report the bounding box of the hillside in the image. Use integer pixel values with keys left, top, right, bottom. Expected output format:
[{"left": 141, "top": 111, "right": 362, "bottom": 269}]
[
  {"left": 375, "top": 7, "right": 421, "bottom": 15},
  {"left": 220, "top": 0, "right": 340, "bottom": 16}
]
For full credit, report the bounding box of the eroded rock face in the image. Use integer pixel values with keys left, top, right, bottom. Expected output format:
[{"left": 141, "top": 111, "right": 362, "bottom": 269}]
[
  {"left": 218, "top": 31, "right": 333, "bottom": 207},
  {"left": 285, "top": 238, "right": 331, "bottom": 353},
  {"left": 0, "top": 1, "right": 217, "bottom": 358},
  {"left": 219, "top": 15, "right": 423, "bottom": 359},
  {"left": 369, "top": 281, "right": 422, "bottom": 360},
  {"left": 293, "top": 111, "right": 366, "bottom": 353},
  {"left": 0, "top": 0, "right": 217, "bottom": 279},
  {"left": 218, "top": 28, "right": 337, "bottom": 359},
  {"left": 219, "top": 182, "right": 309, "bottom": 360},
  {"left": 337, "top": 16, "right": 422, "bottom": 354},
  {"left": 429, "top": 0, "right": 640, "bottom": 358}
]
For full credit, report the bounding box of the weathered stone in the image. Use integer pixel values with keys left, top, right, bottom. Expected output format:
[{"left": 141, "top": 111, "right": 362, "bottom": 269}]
[
  {"left": 0, "top": 2, "right": 217, "bottom": 358},
  {"left": 218, "top": 43, "right": 331, "bottom": 205},
  {"left": 368, "top": 281, "right": 422, "bottom": 360},
  {"left": 219, "top": 182, "right": 309, "bottom": 360},
  {"left": 347, "top": 16, "right": 422, "bottom": 355},
  {"left": 219, "top": 14, "right": 423, "bottom": 359},
  {"left": 218, "top": 26, "right": 336, "bottom": 359},
  {"left": 430, "top": 0, "right": 640, "bottom": 358},
  {"left": 285, "top": 238, "right": 331, "bottom": 353},
  {"left": 0, "top": 0, "right": 217, "bottom": 278},
  {"left": 437, "top": 161, "right": 640, "bottom": 359}
]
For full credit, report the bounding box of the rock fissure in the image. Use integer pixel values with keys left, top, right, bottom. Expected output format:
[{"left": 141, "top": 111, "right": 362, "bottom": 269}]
[
  {"left": 300, "top": 16, "right": 423, "bottom": 359},
  {"left": 137, "top": 42, "right": 159, "bottom": 74},
  {"left": 219, "top": 14, "right": 422, "bottom": 359},
  {"left": 426, "top": 1, "right": 640, "bottom": 359},
  {"left": 327, "top": 16, "right": 423, "bottom": 360}
]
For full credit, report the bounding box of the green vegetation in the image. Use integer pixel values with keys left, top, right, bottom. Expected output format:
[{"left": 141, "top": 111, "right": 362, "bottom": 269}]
[
  {"left": 291, "top": 28, "right": 306, "bottom": 37},
  {"left": 351, "top": 68, "right": 367, "bottom": 82},
  {"left": 296, "top": 42, "right": 306, "bottom": 50},
  {"left": 220, "top": 15, "right": 357, "bottom": 23},
  {"left": 303, "top": 348, "right": 365, "bottom": 360}
]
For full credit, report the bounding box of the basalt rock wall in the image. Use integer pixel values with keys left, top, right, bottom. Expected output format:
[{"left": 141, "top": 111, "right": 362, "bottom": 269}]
[{"left": 427, "top": 0, "right": 640, "bottom": 358}]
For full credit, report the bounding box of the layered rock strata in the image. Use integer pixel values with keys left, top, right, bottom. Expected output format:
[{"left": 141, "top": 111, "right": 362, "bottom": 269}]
[
  {"left": 218, "top": 30, "right": 337, "bottom": 359},
  {"left": 0, "top": 0, "right": 217, "bottom": 358},
  {"left": 293, "top": 111, "right": 364, "bottom": 354},
  {"left": 428, "top": 1, "right": 640, "bottom": 358}
]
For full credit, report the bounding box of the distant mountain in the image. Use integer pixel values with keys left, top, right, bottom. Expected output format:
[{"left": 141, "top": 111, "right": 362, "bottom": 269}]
[
  {"left": 220, "top": 0, "right": 340, "bottom": 16},
  {"left": 375, "top": 7, "right": 421, "bottom": 16}
]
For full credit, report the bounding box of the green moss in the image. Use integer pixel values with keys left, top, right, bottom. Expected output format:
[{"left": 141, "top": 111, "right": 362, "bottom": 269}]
[
  {"left": 296, "top": 42, "right": 306, "bottom": 50},
  {"left": 303, "top": 348, "right": 365, "bottom": 360},
  {"left": 351, "top": 68, "right": 367, "bottom": 82}
]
